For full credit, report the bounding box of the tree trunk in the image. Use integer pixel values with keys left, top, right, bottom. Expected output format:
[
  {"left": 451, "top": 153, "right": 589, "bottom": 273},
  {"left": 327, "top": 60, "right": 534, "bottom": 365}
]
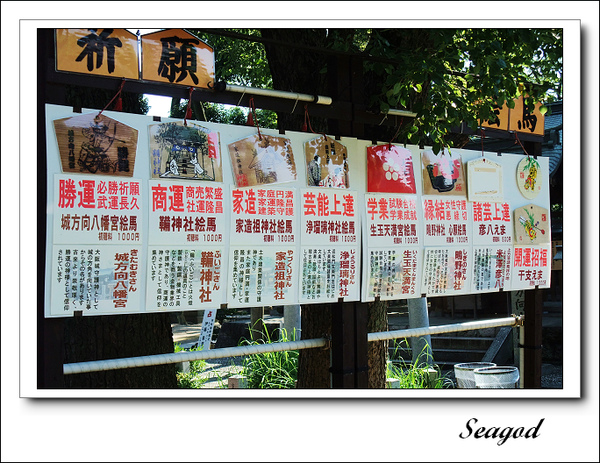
[
  {"left": 296, "top": 303, "right": 332, "bottom": 388},
  {"left": 367, "top": 299, "right": 389, "bottom": 388},
  {"left": 63, "top": 313, "right": 177, "bottom": 388}
]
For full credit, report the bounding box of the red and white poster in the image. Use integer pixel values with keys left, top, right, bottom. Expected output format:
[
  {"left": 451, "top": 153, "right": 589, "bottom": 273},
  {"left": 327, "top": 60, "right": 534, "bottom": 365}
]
[
  {"left": 471, "top": 201, "right": 513, "bottom": 245},
  {"left": 53, "top": 174, "right": 143, "bottom": 245},
  {"left": 146, "top": 247, "right": 224, "bottom": 310},
  {"left": 299, "top": 189, "right": 359, "bottom": 302},
  {"left": 472, "top": 246, "right": 512, "bottom": 292},
  {"left": 50, "top": 245, "right": 142, "bottom": 316},
  {"left": 148, "top": 179, "right": 227, "bottom": 246},
  {"left": 422, "top": 247, "right": 472, "bottom": 296},
  {"left": 365, "top": 193, "right": 420, "bottom": 247},
  {"left": 511, "top": 245, "right": 551, "bottom": 289},
  {"left": 422, "top": 197, "right": 470, "bottom": 246},
  {"left": 227, "top": 185, "right": 299, "bottom": 307}
]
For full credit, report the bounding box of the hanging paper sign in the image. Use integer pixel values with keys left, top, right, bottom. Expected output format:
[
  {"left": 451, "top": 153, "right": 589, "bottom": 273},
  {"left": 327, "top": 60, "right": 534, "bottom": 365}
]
[
  {"left": 301, "top": 189, "right": 358, "bottom": 245},
  {"left": 509, "top": 95, "right": 545, "bottom": 136},
  {"left": 228, "top": 247, "right": 298, "bottom": 308},
  {"left": 471, "top": 201, "right": 513, "bottom": 245},
  {"left": 231, "top": 185, "right": 297, "bottom": 245},
  {"left": 421, "top": 148, "right": 466, "bottom": 196},
  {"left": 228, "top": 185, "right": 298, "bottom": 307},
  {"left": 422, "top": 247, "right": 472, "bottom": 296},
  {"left": 367, "top": 144, "right": 417, "bottom": 194},
  {"left": 55, "top": 29, "right": 139, "bottom": 79},
  {"left": 472, "top": 246, "right": 512, "bottom": 292},
  {"left": 366, "top": 248, "right": 422, "bottom": 300},
  {"left": 305, "top": 136, "right": 349, "bottom": 188},
  {"left": 148, "top": 180, "right": 226, "bottom": 245},
  {"left": 146, "top": 247, "right": 224, "bottom": 310},
  {"left": 141, "top": 29, "right": 214, "bottom": 89},
  {"left": 149, "top": 121, "right": 222, "bottom": 181},
  {"left": 228, "top": 133, "right": 297, "bottom": 187},
  {"left": 299, "top": 189, "right": 359, "bottom": 302},
  {"left": 480, "top": 102, "right": 510, "bottom": 131},
  {"left": 467, "top": 157, "right": 503, "bottom": 202},
  {"left": 517, "top": 157, "right": 542, "bottom": 199},
  {"left": 422, "top": 197, "right": 470, "bottom": 246},
  {"left": 197, "top": 309, "right": 217, "bottom": 350},
  {"left": 365, "top": 193, "right": 420, "bottom": 247},
  {"left": 300, "top": 247, "right": 358, "bottom": 302},
  {"left": 514, "top": 204, "right": 550, "bottom": 245},
  {"left": 511, "top": 245, "right": 551, "bottom": 289},
  {"left": 53, "top": 174, "right": 142, "bottom": 245},
  {"left": 50, "top": 245, "right": 142, "bottom": 316},
  {"left": 53, "top": 112, "right": 138, "bottom": 177}
]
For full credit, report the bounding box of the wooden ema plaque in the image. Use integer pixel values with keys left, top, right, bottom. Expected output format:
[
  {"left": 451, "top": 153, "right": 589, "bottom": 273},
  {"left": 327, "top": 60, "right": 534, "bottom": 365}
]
[
  {"left": 305, "top": 135, "right": 349, "bottom": 188},
  {"left": 53, "top": 112, "right": 138, "bottom": 177},
  {"left": 514, "top": 203, "right": 550, "bottom": 245}
]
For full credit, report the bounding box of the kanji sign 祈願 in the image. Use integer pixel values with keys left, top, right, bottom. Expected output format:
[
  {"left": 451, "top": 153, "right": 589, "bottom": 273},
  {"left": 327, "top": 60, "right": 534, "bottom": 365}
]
[
  {"left": 56, "top": 29, "right": 139, "bottom": 79},
  {"left": 141, "top": 29, "right": 215, "bottom": 89}
]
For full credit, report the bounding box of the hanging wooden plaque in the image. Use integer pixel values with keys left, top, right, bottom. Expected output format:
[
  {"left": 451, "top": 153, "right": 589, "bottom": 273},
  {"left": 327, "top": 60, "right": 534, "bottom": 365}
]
[
  {"left": 53, "top": 112, "right": 138, "bottom": 177},
  {"left": 513, "top": 204, "right": 550, "bottom": 245}
]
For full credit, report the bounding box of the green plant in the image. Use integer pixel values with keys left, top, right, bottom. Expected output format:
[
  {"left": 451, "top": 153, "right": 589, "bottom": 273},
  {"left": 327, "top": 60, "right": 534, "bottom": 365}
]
[
  {"left": 174, "top": 343, "right": 211, "bottom": 389},
  {"left": 387, "top": 338, "right": 454, "bottom": 388},
  {"left": 239, "top": 324, "right": 299, "bottom": 389}
]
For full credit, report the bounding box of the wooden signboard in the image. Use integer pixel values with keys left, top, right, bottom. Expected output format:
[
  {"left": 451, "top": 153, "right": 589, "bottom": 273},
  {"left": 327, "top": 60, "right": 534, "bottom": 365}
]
[
  {"left": 467, "top": 157, "right": 503, "bottom": 202},
  {"left": 480, "top": 102, "right": 509, "bottom": 131},
  {"left": 304, "top": 136, "right": 349, "bottom": 188},
  {"left": 55, "top": 29, "right": 139, "bottom": 79},
  {"left": 514, "top": 204, "right": 550, "bottom": 245},
  {"left": 509, "top": 95, "right": 545, "bottom": 136},
  {"left": 53, "top": 112, "right": 138, "bottom": 176},
  {"left": 141, "top": 29, "right": 215, "bottom": 89}
]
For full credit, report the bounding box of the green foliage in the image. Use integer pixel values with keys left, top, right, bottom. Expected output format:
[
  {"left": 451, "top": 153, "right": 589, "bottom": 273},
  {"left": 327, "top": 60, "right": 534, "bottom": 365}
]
[
  {"left": 169, "top": 100, "right": 277, "bottom": 130},
  {"left": 174, "top": 343, "right": 210, "bottom": 389},
  {"left": 362, "top": 28, "right": 562, "bottom": 152},
  {"left": 239, "top": 324, "right": 299, "bottom": 389},
  {"left": 388, "top": 338, "right": 454, "bottom": 388}
]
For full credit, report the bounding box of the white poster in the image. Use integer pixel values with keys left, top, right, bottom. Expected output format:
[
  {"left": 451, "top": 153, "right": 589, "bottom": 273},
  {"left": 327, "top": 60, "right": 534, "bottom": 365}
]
[
  {"left": 366, "top": 247, "right": 422, "bottom": 301},
  {"left": 228, "top": 247, "right": 298, "bottom": 307},
  {"left": 472, "top": 246, "right": 512, "bottom": 292},
  {"left": 148, "top": 179, "right": 227, "bottom": 246},
  {"left": 422, "top": 246, "right": 472, "bottom": 296},
  {"left": 511, "top": 244, "right": 552, "bottom": 289},
  {"left": 471, "top": 200, "right": 513, "bottom": 245},
  {"left": 146, "top": 246, "right": 224, "bottom": 310},
  {"left": 50, "top": 245, "right": 142, "bottom": 316},
  {"left": 53, "top": 174, "right": 143, "bottom": 245},
  {"left": 422, "top": 197, "right": 471, "bottom": 246},
  {"left": 299, "top": 189, "right": 360, "bottom": 303}
]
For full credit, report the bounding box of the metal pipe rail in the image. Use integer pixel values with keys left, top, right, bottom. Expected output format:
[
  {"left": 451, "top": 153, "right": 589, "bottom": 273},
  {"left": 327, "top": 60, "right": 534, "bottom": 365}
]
[
  {"left": 63, "top": 337, "right": 328, "bottom": 376},
  {"left": 368, "top": 316, "right": 522, "bottom": 343},
  {"left": 63, "top": 316, "right": 521, "bottom": 375},
  {"left": 222, "top": 83, "right": 333, "bottom": 105}
]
